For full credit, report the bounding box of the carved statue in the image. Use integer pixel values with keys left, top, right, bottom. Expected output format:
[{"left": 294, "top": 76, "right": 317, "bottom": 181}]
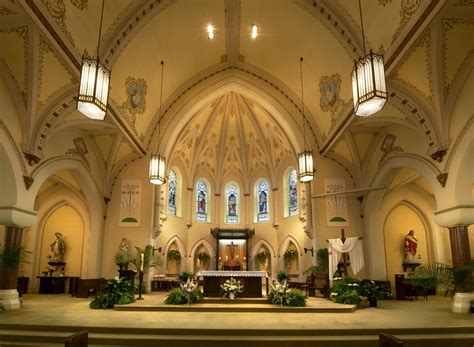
[
  {"left": 50, "top": 232, "right": 66, "bottom": 263},
  {"left": 404, "top": 230, "right": 418, "bottom": 263}
]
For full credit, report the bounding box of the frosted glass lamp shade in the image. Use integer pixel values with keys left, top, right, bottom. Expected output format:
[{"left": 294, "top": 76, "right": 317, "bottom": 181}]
[
  {"left": 298, "top": 150, "right": 314, "bottom": 182},
  {"left": 352, "top": 51, "right": 387, "bottom": 117},
  {"left": 77, "top": 56, "right": 110, "bottom": 120},
  {"left": 149, "top": 154, "right": 166, "bottom": 185}
]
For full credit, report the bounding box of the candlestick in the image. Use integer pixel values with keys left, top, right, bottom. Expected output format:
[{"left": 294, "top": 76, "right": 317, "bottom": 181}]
[{"left": 140, "top": 252, "right": 144, "bottom": 272}]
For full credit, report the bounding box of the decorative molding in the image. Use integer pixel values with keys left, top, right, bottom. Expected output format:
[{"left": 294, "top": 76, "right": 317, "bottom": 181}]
[
  {"left": 120, "top": 76, "right": 147, "bottom": 136},
  {"left": 392, "top": 0, "right": 424, "bottom": 44},
  {"left": 441, "top": 18, "right": 474, "bottom": 102},
  {"left": 434, "top": 204, "right": 474, "bottom": 215},
  {"left": 23, "top": 152, "right": 41, "bottom": 166},
  {"left": 0, "top": 206, "right": 37, "bottom": 216},
  {"left": 436, "top": 172, "right": 448, "bottom": 187},
  {"left": 319, "top": 73, "right": 351, "bottom": 131},
  {"left": 0, "top": 121, "right": 27, "bottom": 175},
  {"left": 0, "top": 26, "right": 28, "bottom": 108},
  {"left": 23, "top": 175, "right": 34, "bottom": 190},
  {"left": 430, "top": 148, "right": 448, "bottom": 163},
  {"left": 65, "top": 137, "right": 90, "bottom": 169},
  {"left": 392, "top": 29, "right": 436, "bottom": 110},
  {"left": 444, "top": 116, "right": 473, "bottom": 172},
  {"left": 103, "top": 0, "right": 176, "bottom": 67}
]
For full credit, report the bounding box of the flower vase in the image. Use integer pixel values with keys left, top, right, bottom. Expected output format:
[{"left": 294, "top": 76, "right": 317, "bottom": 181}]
[{"left": 229, "top": 292, "right": 235, "bottom": 300}]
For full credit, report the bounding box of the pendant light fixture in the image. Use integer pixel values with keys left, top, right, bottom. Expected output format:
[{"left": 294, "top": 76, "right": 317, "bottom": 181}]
[
  {"left": 352, "top": 0, "right": 387, "bottom": 117},
  {"left": 297, "top": 57, "right": 314, "bottom": 183},
  {"left": 149, "top": 61, "right": 166, "bottom": 185},
  {"left": 77, "top": 0, "right": 110, "bottom": 120}
]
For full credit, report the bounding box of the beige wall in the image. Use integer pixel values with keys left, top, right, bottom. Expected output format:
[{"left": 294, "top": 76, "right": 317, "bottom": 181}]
[
  {"left": 38, "top": 205, "right": 84, "bottom": 277},
  {"left": 384, "top": 204, "right": 429, "bottom": 286}
]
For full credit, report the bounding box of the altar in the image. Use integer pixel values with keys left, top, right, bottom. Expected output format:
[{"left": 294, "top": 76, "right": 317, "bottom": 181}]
[{"left": 196, "top": 271, "right": 269, "bottom": 297}]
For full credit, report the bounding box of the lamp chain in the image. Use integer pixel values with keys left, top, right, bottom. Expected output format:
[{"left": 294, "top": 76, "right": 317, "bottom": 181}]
[
  {"left": 300, "top": 57, "right": 306, "bottom": 151},
  {"left": 157, "top": 61, "right": 164, "bottom": 149},
  {"left": 96, "top": 0, "right": 105, "bottom": 60},
  {"left": 358, "top": 0, "right": 366, "bottom": 56}
]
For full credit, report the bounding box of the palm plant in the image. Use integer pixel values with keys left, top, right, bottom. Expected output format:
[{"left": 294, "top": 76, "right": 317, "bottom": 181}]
[
  {"left": 405, "top": 263, "right": 454, "bottom": 294},
  {"left": 128, "top": 245, "right": 162, "bottom": 272},
  {"left": 0, "top": 244, "right": 29, "bottom": 289}
]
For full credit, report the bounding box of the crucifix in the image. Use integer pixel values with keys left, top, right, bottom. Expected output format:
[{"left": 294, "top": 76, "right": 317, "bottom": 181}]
[
  {"left": 327, "top": 228, "right": 363, "bottom": 277},
  {"left": 226, "top": 241, "right": 238, "bottom": 260}
]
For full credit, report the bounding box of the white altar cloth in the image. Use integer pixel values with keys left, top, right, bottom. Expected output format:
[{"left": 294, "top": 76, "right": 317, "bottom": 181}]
[{"left": 196, "top": 270, "right": 268, "bottom": 278}]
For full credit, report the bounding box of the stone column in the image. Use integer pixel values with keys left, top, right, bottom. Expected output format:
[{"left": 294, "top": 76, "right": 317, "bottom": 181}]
[
  {"left": 186, "top": 187, "right": 193, "bottom": 228},
  {"left": 215, "top": 193, "right": 221, "bottom": 225},
  {"left": 0, "top": 226, "right": 23, "bottom": 310},
  {"left": 272, "top": 188, "right": 279, "bottom": 229},
  {"left": 152, "top": 185, "right": 162, "bottom": 238},
  {"left": 303, "top": 182, "right": 314, "bottom": 239},
  {"left": 243, "top": 193, "right": 250, "bottom": 225},
  {"left": 448, "top": 225, "right": 471, "bottom": 292}
]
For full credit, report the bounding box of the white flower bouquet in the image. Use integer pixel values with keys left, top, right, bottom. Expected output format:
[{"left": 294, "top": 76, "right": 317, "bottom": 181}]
[{"left": 220, "top": 277, "right": 243, "bottom": 299}]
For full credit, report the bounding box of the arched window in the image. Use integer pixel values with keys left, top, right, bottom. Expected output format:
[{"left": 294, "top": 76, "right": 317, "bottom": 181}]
[
  {"left": 167, "top": 170, "right": 177, "bottom": 216},
  {"left": 288, "top": 169, "right": 298, "bottom": 216},
  {"left": 225, "top": 183, "right": 239, "bottom": 224},
  {"left": 256, "top": 179, "right": 269, "bottom": 223},
  {"left": 196, "top": 180, "right": 208, "bottom": 222}
]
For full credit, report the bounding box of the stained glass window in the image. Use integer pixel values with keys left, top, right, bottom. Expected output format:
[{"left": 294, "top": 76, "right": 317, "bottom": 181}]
[
  {"left": 225, "top": 183, "right": 239, "bottom": 224},
  {"left": 167, "top": 170, "right": 177, "bottom": 216},
  {"left": 288, "top": 169, "right": 298, "bottom": 216},
  {"left": 257, "top": 180, "right": 269, "bottom": 222},
  {"left": 196, "top": 180, "right": 208, "bottom": 222}
]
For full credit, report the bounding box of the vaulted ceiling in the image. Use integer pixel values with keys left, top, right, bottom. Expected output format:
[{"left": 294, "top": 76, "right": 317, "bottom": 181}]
[{"left": 0, "top": 0, "right": 472, "bottom": 196}]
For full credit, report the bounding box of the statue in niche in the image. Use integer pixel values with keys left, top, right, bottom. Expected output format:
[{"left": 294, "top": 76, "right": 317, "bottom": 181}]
[
  {"left": 50, "top": 232, "right": 66, "bottom": 263},
  {"left": 404, "top": 230, "right": 418, "bottom": 263}
]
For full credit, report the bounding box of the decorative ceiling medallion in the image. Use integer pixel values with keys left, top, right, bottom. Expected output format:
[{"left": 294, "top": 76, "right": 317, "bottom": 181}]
[
  {"left": 319, "top": 73, "right": 350, "bottom": 129},
  {"left": 125, "top": 77, "right": 147, "bottom": 115}
]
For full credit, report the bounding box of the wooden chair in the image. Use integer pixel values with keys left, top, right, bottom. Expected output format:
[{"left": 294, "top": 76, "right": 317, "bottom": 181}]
[{"left": 65, "top": 331, "right": 88, "bottom": 347}]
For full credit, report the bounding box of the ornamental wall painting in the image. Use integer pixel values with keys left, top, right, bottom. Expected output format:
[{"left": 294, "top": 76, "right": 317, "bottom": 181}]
[
  {"left": 122, "top": 77, "right": 147, "bottom": 130},
  {"left": 325, "top": 178, "right": 349, "bottom": 227},
  {"left": 119, "top": 179, "right": 141, "bottom": 227}
]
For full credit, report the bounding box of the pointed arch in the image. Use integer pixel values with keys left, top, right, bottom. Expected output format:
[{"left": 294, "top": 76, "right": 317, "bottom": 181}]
[
  {"left": 224, "top": 181, "right": 240, "bottom": 224},
  {"left": 189, "top": 238, "right": 216, "bottom": 272},
  {"left": 164, "top": 235, "right": 186, "bottom": 274},
  {"left": 283, "top": 167, "right": 299, "bottom": 218},
  {"left": 254, "top": 178, "right": 270, "bottom": 223},
  {"left": 195, "top": 178, "right": 211, "bottom": 222}
]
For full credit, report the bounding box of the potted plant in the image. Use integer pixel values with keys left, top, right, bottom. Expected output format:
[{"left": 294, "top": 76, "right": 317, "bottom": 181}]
[
  {"left": 167, "top": 250, "right": 182, "bottom": 263},
  {"left": 329, "top": 276, "right": 362, "bottom": 306},
  {"left": 268, "top": 280, "right": 307, "bottom": 307},
  {"left": 89, "top": 277, "right": 135, "bottom": 309},
  {"left": 283, "top": 249, "right": 297, "bottom": 267},
  {"left": 197, "top": 252, "right": 210, "bottom": 268},
  {"left": 165, "top": 278, "right": 203, "bottom": 305},
  {"left": 470, "top": 300, "right": 474, "bottom": 314},
  {"left": 361, "top": 280, "right": 390, "bottom": 307},
  {"left": 0, "top": 244, "right": 29, "bottom": 290},
  {"left": 114, "top": 251, "right": 130, "bottom": 271}
]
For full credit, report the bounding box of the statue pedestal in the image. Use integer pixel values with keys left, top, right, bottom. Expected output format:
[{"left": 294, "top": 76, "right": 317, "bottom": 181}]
[{"left": 0, "top": 289, "right": 20, "bottom": 310}]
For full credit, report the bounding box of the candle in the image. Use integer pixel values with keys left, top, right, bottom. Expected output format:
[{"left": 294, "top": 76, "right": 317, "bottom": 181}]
[{"left": 140, "top": 253, "right": 144, "bottom": 272}]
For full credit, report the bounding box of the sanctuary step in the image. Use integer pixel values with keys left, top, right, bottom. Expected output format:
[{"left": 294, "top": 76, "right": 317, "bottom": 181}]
[{"left": 1, "top": 325, "right": 473, "bottom": 347}]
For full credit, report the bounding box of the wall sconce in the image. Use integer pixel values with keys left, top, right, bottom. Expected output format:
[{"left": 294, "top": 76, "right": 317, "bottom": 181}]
[{"left": 304, "top": 247, "right": 314, "bottom": 257}]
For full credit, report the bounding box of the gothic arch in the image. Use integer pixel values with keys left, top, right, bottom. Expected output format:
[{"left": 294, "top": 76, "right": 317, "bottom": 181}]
[
  {"left": 189, "top": 238, "right": 216, "bottom": 272},
  {"left": 164, "top": 235, "right": 186, "bottom": 274}
]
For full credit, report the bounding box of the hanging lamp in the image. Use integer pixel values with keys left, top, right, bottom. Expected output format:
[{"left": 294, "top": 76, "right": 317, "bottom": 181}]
[
  {"left": 351, "top": 0, "right": 387, "bottom": 117},
  {"left": 297, "top": 57, "right": 314, "bottom": 182},
  {"left": 149, "top": 61, "right": 166, "bottom": 185},
  {"left": 77, "top": 0, "right": 110, "bottom": 120}
]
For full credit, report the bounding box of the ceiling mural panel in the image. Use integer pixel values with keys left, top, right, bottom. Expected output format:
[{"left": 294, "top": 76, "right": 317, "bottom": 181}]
[
  {"left": 0, "top": 26, "right": 28, "bottom": 107},
  {"left": 240, "top": 0, "right": 353, "bottom": 138},
  {"left": 392, "top": 30, "right": 435, "bottom": 110},
  {"left": 37, "top": 36, "right": 76, "bottom": 115},
  {"left": 110, "top": 0, "right": 225, "bottom": 140},
  {"left": 441, "top": 18, "right": 474, "bottom": 101}
]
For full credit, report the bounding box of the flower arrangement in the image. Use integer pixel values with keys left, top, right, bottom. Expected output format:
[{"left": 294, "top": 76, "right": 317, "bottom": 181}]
[
  {"left": 361, "top": 280, "right": 391, "bottom": 300},
  {"left": 220, "top": 277, "right": 243, "bottom": 299},
  {"left": 268, "top": 280, "right": 307, "bottom": 307},
  {"left": 329, "top": 276, "right": 362, "bottom": 306},
  {"left": 165, "top": 278, "right": 203, "bottom": 305},
  {"left": 197, "top": 252, "right": 210, "bottom": 263}
]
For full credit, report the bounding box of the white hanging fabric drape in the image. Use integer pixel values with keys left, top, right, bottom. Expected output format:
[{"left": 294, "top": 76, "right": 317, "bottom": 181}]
[{"left": 328, "top": 237, "right": 364, "bottom": 284}]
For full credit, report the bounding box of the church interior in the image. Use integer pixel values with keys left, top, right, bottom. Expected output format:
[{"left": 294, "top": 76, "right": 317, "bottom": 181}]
[{"left": 0, "top": 0, "right": 473, "bottom": 345}]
